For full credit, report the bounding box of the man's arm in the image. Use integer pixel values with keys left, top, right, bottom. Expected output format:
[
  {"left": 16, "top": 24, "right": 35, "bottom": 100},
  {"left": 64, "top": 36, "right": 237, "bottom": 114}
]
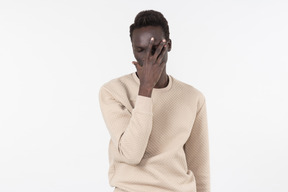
[
  {"left": 184, "top": 97, "right": 210, "bottom": 192},
  {"left": 99, "top": 37, "right": 168, "bottom": 165},
  {"left": 99, "top": 86, "right": 153, "bottom": 165}
]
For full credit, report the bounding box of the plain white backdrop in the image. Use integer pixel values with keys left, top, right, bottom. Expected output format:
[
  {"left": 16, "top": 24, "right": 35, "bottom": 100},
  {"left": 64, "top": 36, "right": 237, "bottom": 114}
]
[{"left": 0, "top": 0, "right": 287, "bottom": 191}]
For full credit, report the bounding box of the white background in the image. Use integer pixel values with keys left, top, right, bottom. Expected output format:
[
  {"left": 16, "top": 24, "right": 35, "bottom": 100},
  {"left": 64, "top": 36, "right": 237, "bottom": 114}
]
[{"left": 0, "top": 0, "right": 287, "bottom": 192}]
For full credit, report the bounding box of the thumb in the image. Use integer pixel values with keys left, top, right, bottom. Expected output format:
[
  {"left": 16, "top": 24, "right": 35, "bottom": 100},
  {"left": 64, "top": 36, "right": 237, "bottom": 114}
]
[{"left": 132, "top": 61, "right": 141, "bottom": 70}]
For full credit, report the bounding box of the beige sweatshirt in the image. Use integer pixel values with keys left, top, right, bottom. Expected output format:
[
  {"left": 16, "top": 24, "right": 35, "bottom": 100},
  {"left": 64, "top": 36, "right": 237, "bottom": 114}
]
[{"left": 99, "top": 72, "right": 210, "bottom": 192}]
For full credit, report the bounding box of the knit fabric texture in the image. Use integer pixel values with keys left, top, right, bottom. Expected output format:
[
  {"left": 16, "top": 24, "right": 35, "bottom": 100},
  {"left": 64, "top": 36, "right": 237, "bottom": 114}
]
[{"left": 99, "top": 72, "right": 210, "bottom": 192}]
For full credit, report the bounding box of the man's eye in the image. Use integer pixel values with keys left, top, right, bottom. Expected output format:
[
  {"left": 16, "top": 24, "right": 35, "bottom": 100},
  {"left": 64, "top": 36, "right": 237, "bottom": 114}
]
[{"left": 137, "top": 49, "right": 144, "bottom": 52}]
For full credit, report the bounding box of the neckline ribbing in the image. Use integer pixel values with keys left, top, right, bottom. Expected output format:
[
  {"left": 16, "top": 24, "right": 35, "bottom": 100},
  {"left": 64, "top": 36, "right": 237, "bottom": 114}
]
[{"left": 132, "top": 72, "right": 173, "bottom": 92}]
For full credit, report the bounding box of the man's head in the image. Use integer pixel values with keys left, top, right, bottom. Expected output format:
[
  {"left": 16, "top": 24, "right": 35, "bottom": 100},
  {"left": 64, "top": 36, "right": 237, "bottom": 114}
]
[
  {"left": 130, "top": 10, "right": 170, "bottom": 41},
  {"left": 130, "top": 10, "right": 172, "bottom": 67}
]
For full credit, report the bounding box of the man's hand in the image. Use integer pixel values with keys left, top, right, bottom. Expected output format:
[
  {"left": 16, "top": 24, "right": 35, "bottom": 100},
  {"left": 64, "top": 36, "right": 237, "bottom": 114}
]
[{"left": 132, "top": 37, "right": 168, "bottom": 97}]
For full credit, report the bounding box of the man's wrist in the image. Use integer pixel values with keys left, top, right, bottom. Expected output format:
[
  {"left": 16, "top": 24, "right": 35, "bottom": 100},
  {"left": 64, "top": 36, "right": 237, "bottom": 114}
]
[{"left": 138, "top": 86, "right": 153, "bottom": 97}]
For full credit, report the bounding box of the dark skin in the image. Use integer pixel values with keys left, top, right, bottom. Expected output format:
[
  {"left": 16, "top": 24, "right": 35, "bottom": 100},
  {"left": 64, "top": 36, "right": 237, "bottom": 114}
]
[{"left": 131, "top": 26, "right": 172, "bottom": 97}]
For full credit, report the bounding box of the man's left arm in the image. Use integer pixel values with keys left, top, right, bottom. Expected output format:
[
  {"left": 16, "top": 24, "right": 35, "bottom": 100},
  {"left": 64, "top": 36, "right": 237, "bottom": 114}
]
[{"left": 184, "top": 97, "right": 210, "bottom": 192}]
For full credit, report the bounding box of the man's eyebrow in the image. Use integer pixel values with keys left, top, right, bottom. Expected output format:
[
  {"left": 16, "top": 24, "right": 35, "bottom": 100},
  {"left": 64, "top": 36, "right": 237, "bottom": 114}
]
[
  {"left": 134, "top": 45, "right": 146, "bottom": 48},
  {"left": 133, "top": 40, "right": 162, "bottom": 48},
  {"left": 135, "top": 42, "right": 161, "bottom": 48}
]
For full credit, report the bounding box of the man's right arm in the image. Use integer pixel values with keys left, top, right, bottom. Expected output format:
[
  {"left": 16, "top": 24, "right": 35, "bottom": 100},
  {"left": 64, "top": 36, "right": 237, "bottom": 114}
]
[
  {"left": 99, "top": 86, "right": 153, "bottom": 165},
  {"left": 99, "top": 37, "right": 168, "bottom": 165}
]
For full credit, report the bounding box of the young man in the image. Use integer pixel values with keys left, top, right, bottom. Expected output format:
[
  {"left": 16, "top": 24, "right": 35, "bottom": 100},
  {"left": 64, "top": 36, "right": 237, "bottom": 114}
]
[{"left": 99, "top": 10, "right": 210, "bottom": 192}]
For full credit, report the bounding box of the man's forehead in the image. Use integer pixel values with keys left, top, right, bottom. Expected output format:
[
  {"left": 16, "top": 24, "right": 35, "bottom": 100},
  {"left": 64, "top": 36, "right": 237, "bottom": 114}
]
[{"left": 132, "top": 26, "right": 164, "bottom": 47}]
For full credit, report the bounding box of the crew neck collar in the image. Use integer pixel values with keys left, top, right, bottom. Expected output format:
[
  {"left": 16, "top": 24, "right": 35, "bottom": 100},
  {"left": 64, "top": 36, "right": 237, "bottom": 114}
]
[{"left": 132, "top": 72, "right": 173, "bottom": 92}]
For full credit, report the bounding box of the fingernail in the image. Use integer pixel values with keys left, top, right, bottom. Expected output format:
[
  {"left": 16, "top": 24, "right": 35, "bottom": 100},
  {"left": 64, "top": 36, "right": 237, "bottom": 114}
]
[
  {"left": 151, "top": 37, "right": 154, "bottom": 41},
  {"left": 163, "top": 39, "right": 166, "bottom": 42}
]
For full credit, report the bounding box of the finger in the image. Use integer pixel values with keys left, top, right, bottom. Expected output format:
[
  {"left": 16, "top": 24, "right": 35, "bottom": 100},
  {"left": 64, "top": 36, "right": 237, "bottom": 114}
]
[
  {"left": 153, "top": 39, "right": 166, "bottom": 60},
  {"left": 146, "top": 37, "right": 154, "bottom": 59},
  {"left": 156, "top": 43, "right": 168, "bottom": 66}
]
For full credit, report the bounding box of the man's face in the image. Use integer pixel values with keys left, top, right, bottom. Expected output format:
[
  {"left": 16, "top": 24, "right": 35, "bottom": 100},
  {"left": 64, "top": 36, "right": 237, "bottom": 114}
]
[{"left": 131, "top": 26, "right": 171, "bottom": 66}]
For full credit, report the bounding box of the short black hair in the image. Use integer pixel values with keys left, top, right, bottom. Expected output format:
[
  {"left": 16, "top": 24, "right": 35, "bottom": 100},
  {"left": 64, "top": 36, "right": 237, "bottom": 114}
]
[{"left": 129, "top": 10, "right": 170, "bottom": 40}]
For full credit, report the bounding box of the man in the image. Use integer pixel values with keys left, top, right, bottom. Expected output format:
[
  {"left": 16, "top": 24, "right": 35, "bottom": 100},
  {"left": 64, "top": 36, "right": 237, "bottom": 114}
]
[{"left": 99, "top": 10, "right": 210, "bottom": 192}]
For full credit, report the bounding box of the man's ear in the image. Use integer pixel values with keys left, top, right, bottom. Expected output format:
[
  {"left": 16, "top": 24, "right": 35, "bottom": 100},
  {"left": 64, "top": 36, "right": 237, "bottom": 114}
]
[{"left": 167, "top": 39, "right": 172, "bottom": 52}]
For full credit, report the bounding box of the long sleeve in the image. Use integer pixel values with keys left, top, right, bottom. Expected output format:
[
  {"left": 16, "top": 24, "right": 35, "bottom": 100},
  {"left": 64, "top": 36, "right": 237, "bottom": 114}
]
[
  {"left": 99, "top": 86, "right": 153, "bottom": 165},
  {"left": 184, "top": 98, "right": 210, "bottom": 192}
]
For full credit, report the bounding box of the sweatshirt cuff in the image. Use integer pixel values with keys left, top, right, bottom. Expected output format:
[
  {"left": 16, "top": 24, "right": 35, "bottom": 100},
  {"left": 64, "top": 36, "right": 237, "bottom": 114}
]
[{"left": 133, "top": 95, "right": 153, "bottom": 114}]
